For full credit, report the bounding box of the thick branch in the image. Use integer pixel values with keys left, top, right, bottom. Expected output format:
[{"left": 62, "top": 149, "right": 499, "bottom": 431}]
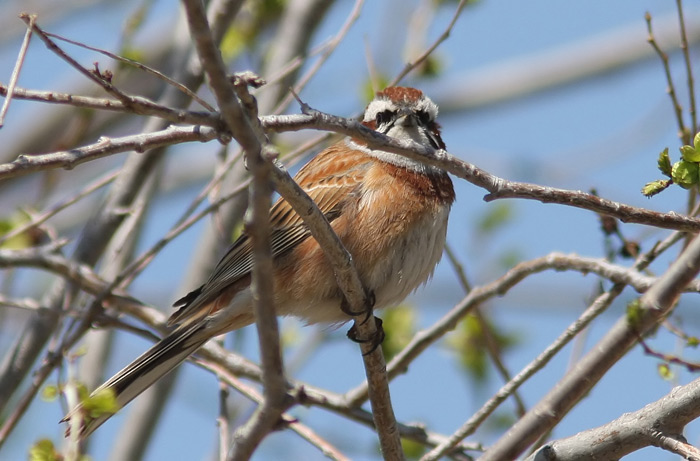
[{"left": 526, "top": 378, "right": 700, "bottom": 460}]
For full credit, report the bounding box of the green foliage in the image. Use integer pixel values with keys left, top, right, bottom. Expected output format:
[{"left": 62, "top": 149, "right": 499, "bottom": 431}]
[
  {"left": 28, "top": 439, "right": 62, "bottom": 461},
  {"left": 643, "top": 134, "right": 700, "bottom": 196},
  {"left": 381, "top": 305, "right": 416, "bottom": 361},
  {"left": 80, "top": 387, "right": 119, "bottom": 419},
  {"left": 476, "top": 202, "right": 513, "bottom": 235},
  {"left": 0, "top": 211, "right": 33, "bottom": 250},
  {"left": 415, "top": 55, "right": 443, "bottom": 79},
  {"left": 641, "top": 179, "right": 671, "bottom": 197},
  {"left": 361, "top": 76, "right": 391, "bottom": 104},
  {"left": 41, "top": 385, "right": 59, "bottom": 402},
  {"left": 446, "top": 313, "right": 517, "bottom": 381},
  {"left": 657, "top": 147, "right": 672, "bottom": 176},
  {"left": 681, "top": 132, "right": 700, "bottom": 162},
  {"left": 625, "top": 299, "right": 643, "bottom": 330},
  {"left": 657, "top": 362, "right": 674, "bottom": 380},
  {"left": 117, "top": 0, "right": 155, "bottom": 70},
  {"left": 497, "top": 248, "right": 523, "bottom": 270},
  {"left": 221, "top": 27, "right": 247, "bottom": 61},
  {"left": 221, "top": 0, "right": 287, "bottom": 59},
  {"left": 671, "top": 160, "right": 699, "bottom": 189},
  {"left": 402, "top": 437, "right": 427, "bottom": 459},
  {"left": 123, "top": 0, "right": 153, "bottom": 39},
  {"left": 119, "top": 46, "right": 145, "bottom": 64},
  {"left": 687, "top": 336, "right": 700, "bottom": 348}
]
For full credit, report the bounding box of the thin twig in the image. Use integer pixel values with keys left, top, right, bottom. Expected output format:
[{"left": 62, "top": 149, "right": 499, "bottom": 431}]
[
  {"left": 218, "top": 379, "right": 231, "bottom": 461},
  {"left": 0, "top": 14, "right": 34, "bottom": 126},
  {"left": 44, "top": 30, "right": 216, "bottom": 111},
  {"left": 270, "top": 0, "right": 366, "bottom": 115},
  {"left": 389, "top": 0, "right": 469, "bottom": 86},
  {"left": 443, "top": 244, "right": 527, "bottom": 417},
  {"left": 0, "top": 83, "right": 222, "bottom": 127},
  {"left": 0, "top": 169, "right": 118, "bottom": 247},
  {"left": 421, "top": 286, "right": 624, "bottom": 461},
  {"left": 480, "top": 232, "right": 700, "bottom": 460},
  {"left": 198, "top": 358, "right": 350, "bottom": 461},
  {"left": 20, "top": 14, "right": 134, "bottom": 105},
  {"left": 676, "top": 0, "right": 697, "bottom": 134},
  {"left": 422, "top": 230, "right": 685, "bottom": 460},
  {"left": 645, "top": 11, "right": 688, "bottom": 143}
]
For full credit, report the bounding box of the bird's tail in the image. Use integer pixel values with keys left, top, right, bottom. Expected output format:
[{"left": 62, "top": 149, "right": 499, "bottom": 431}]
[{"left": 63, "top": 322, "right": 211, "bottom": 439}]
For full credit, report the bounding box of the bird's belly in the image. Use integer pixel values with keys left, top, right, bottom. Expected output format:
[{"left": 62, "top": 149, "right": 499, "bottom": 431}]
[
  {"left": 284, "top": 205, "right": 450, "bottom": 325},
  {"left": 369, "top": 205, "right": 450, "bottom": 309}
]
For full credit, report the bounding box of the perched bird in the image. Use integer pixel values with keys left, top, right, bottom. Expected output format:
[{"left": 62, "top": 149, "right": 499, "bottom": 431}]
[{"left": 66, "top": 86, "right": 455, "bottom": 437}]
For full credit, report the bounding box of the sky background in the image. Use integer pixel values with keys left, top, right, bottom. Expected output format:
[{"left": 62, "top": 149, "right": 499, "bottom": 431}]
[{"left": 1, "top": 0, "right": 700, "bottom": 459}]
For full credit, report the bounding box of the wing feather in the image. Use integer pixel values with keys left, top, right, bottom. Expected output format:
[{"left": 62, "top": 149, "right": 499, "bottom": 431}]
[{"left": 169, "top": 145, "right": 371, "bottom": 325}]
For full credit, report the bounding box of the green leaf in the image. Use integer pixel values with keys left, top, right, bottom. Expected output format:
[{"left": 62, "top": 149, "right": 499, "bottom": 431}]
[
  {"left": 657, "top": 363, "right": 674, "bottom": 380},
  {"left": 477, "top": 202, "right": 513, "bottom": 234},
  {"left": 81, "top": 387, "right": 119, "bottom": 419},
  {"left": 0, "top": 211, "right": 33, "bottom": 250},
  {"left": 381, "top": 305, "right": 416, "bottom": 361},
  {"left": 626, "top": 299, "right": 643, "bottom": 330},
  {"left": 446, "top": 313, "right": 517, "bottom": 382},
  {"left": 29, "top": 439, "right": 61, "bottom": 461},
  {"left": 415, "top": 55, "right": 443, "bottom": 79},
  {"left": 680, "top": 144, "right": 700, "bottom": 163},
  {"left": 220, "top": 27, "right": 246, "bottom": 61},
  {"left": 361, "top": 76, "right": 390, "bottom": 104},
  {"left": 401, "top": 437, "right": 427, "bottom": 459},
  {"left": 657, "top": 148, "right": 672, "bottom": 177},
  {"left": 687, "top": 336, "right": 699, "bottom": 348},
  {"left": 41, "top": 385, "right": 59, "bottom": 402},
  {"left": 671, "top": 160, "right": 699, "bottom": 189},
  {"left": 694, "top": 131, "right": 700, "bottom": 149},
  {"left": 641, "top": 179, "right": 671, "bottom": 197}
]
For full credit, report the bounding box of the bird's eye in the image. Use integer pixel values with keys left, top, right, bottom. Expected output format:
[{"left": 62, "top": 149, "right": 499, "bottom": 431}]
[
  {"left": 376, "top": 110, "right": 394, "bottom": 126},
  {"left": 416, "top": 110, "right": 431, "bottom": 125}
]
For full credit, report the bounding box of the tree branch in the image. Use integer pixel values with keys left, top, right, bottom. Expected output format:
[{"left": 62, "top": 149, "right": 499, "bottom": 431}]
[{"left": 526, "top": 377, "right": 700, "bottom": 460}]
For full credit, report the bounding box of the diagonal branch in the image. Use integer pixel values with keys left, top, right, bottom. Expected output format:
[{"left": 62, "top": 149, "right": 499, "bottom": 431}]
[
  {"left": 525, "top": 377, "right": 700, "bottom": 460},
  {"left": 480, "top": 232, "right": 700, "bottom": 460}
]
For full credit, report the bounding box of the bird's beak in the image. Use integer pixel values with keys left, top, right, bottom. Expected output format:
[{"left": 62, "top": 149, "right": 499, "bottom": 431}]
[{"left": 395, "top": 109, "right": 418, "bottom": 127}]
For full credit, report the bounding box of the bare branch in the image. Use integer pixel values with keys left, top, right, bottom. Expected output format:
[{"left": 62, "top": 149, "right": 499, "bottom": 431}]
[
  {"left": 263, "top": 110, "right": 700, "bottom": 232},
  {"left": 480, "top": 232, "right": 700, "bottom": 460},
  {"left": 0, "top": 125, "right": 218, "bottom": 180},
  {"left": 645, "top": 11, "right": 688, "bottom": 143},
  {"left": 389, "top": 0, "right": 469, "bottom": 86},
  {"left": 0, "top": 83, "right": 222, "bottom": 127},
  {"left": 0, "top": 14, "right": 34, "bottom": 126},
  {"left": 526, "top": 378, "right": 700, "bottom": 460},
  {"left": 43, "top": 30, "right": 215, "bottom": 111},
  {"left": 676, "top": 0, "right": 697, "bottom": 134}
]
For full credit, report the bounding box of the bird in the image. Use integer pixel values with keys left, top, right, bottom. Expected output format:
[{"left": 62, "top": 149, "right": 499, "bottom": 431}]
[{"left": 64, "top": 86, "right": 455, "bottom": 437}]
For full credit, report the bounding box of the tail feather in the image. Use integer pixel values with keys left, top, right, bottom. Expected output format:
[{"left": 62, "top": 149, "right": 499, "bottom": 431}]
[{"left": 66, "top": 322, "right": 209, "bottom": 438}]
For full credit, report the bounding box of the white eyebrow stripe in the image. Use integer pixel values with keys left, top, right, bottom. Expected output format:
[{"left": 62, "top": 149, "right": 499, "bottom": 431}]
[
  {"left": 363, "top": 100, "right": 398, "bottom": 122},
  {"left": 415, "top": 98, "right": 438, "bottom": 120},
  {"left": 362, "top": 95, "right": 439, "bottom": 123}
]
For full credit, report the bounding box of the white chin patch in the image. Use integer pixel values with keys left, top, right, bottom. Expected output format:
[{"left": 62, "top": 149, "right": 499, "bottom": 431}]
[{"left": 345, "top": 139, "right": 436, "bottom": 173}]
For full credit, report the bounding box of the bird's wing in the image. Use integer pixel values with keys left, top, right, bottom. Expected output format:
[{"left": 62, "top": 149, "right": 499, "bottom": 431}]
[{"left": 168, "top": 145, "right": 371, "bottom": 326}]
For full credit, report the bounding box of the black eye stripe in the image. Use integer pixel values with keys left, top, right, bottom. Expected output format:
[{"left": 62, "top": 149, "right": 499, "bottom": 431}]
[
  {"left": 416, "top": 110, "right": 431, "bottom": 125},
  {"left": 376, "top": 110, "right": 395, "bottom": 126}
]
